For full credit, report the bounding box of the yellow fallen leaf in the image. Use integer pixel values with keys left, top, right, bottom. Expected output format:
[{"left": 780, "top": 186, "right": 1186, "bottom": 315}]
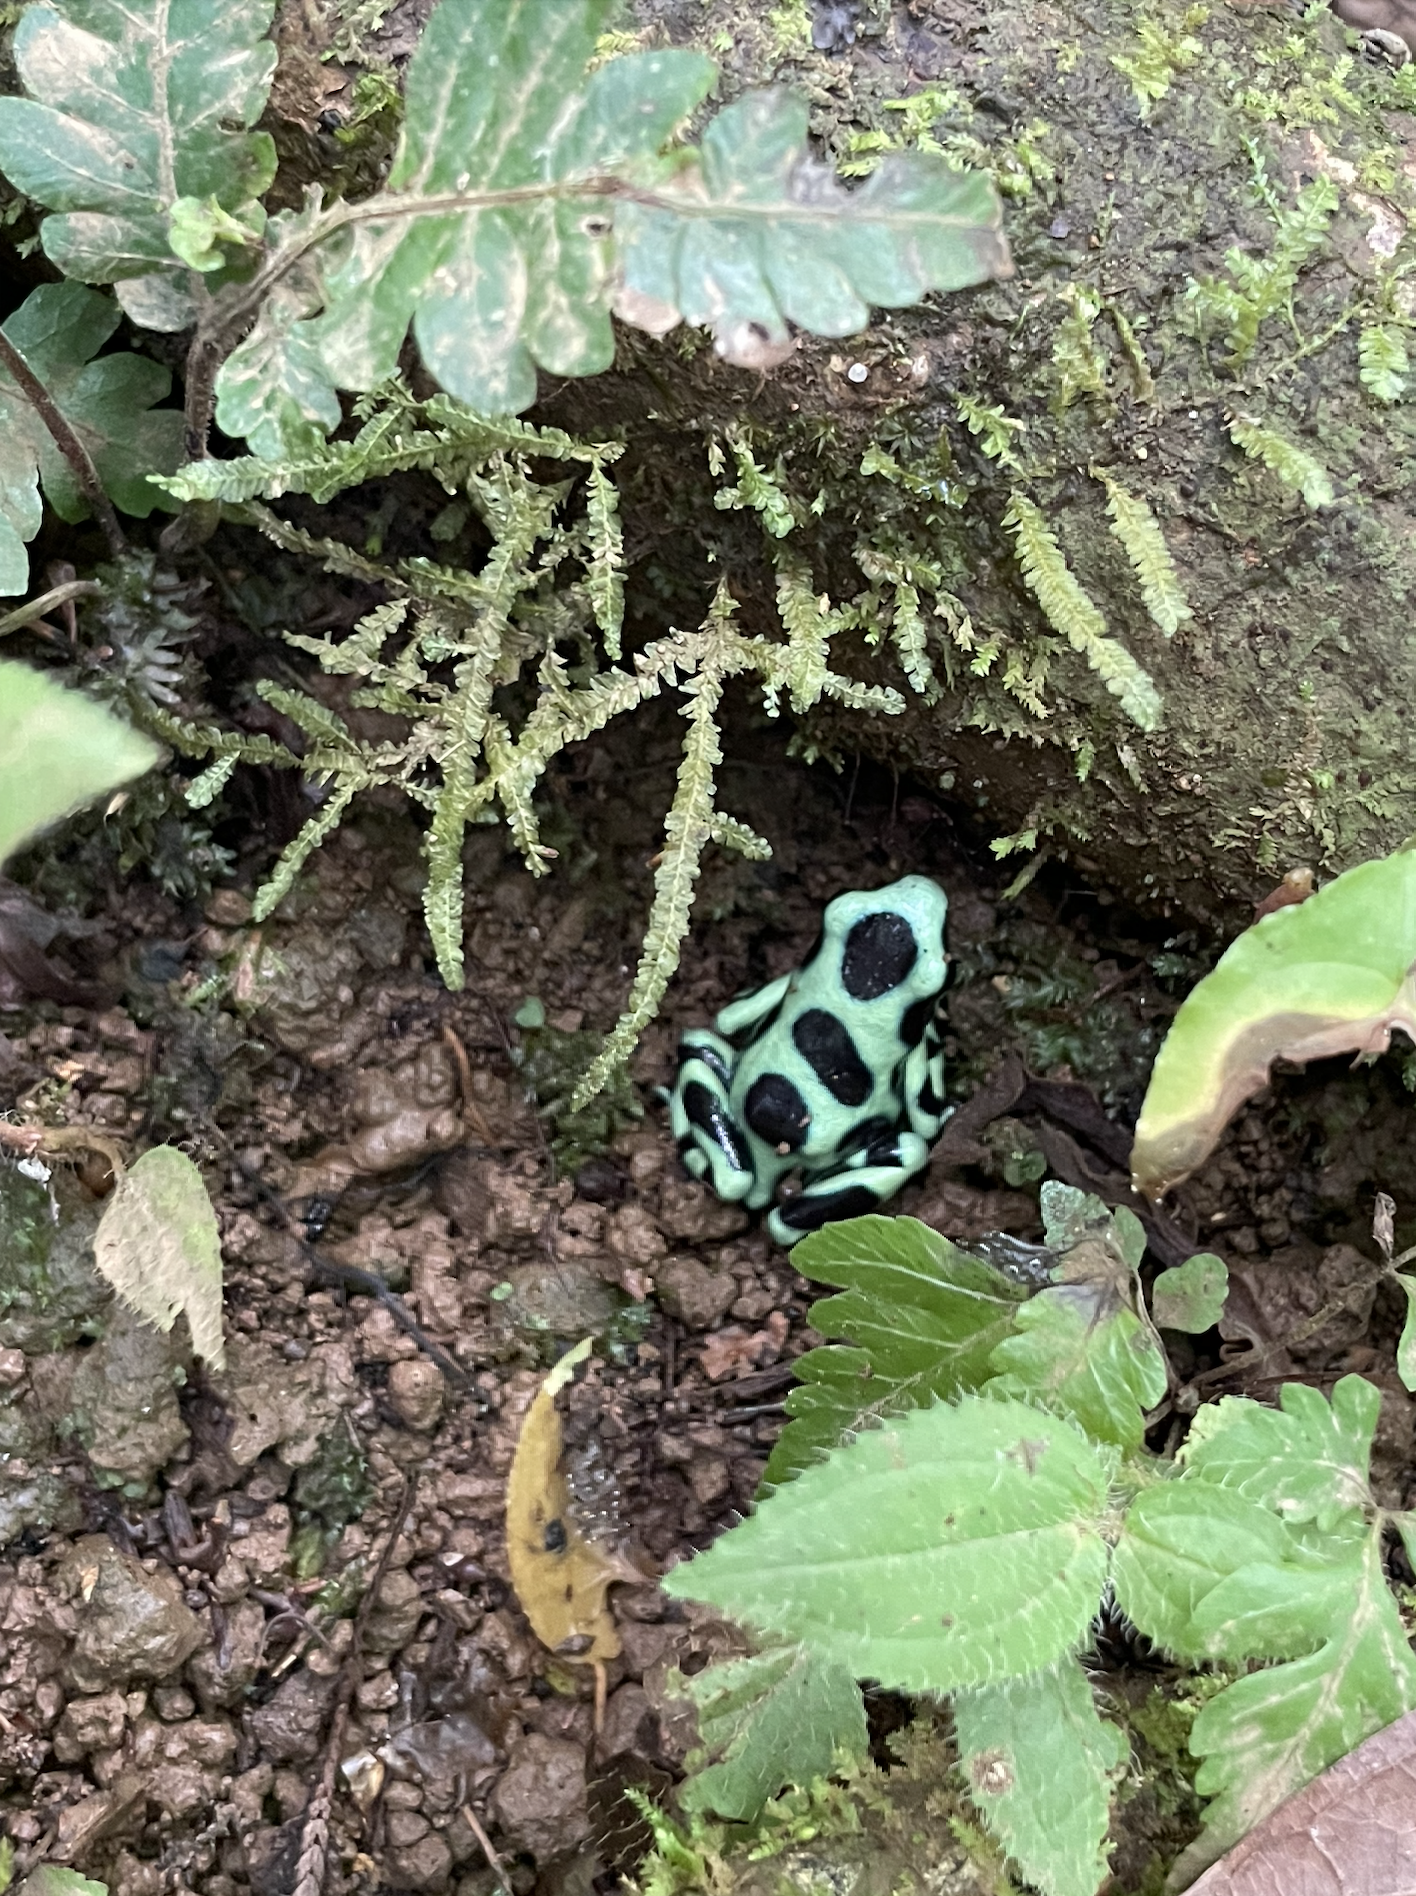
[{"left": 505, "top": 1338, "right": 639, "bottom": 1663}]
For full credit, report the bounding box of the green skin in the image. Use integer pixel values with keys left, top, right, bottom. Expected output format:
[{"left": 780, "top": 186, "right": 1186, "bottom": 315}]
[{"left": 669, "top": 875, "right": 951, "bottom": 1246}]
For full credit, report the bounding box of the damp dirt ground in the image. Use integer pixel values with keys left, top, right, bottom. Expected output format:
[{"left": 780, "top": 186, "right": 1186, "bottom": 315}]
[{"left": 4, "top": 697, "right": 1416, "bottom": 1896}]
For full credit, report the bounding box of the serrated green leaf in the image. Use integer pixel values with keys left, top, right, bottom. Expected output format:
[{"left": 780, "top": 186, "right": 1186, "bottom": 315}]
[
  {"left": 762, "top": 1215, "right": 1027, "bottom": 1490},
  {"left": 1094, "top": 469, "right": 1191, "bottom": 637},
  {"left": 1151, "top": 1252, "right": 1228, "bottom": 1332},
  {"left": 93, "top": 1146, "right": 226, "bottom": 1367},
  {"left": 0, "top": 0, "right": 277, "bottom": 325},
  {"left": 0, "top": 282, "right": 183, "bottom": 590},
  {"left": 0, "top": 658, "right": 158, "bottom": 865},
  {"left": 617, "top": 90, "right": 1009, "bottom": 362},
  {"left": 987, "top": 1295, "right": 1166, "bottom": 1454},
  {"left": 1131, "top": 849, "right": 1416, "bottom": 1197},
  {"left": 1181, "top": 1532, "right": 1416, "bottom": 1878},
  {"left": 1112, "top": 1481, "right": 1302, "bottom": 1662},
  {"left": 1180, "top": 1375, "right": 1378, "bottom": 1533},
  {"left": 954, "top": 1658, "right": 1125, "bottom": 1896},
  {"left": 1039, "top": 1183, "right": 1115, "bottom": 1255},
  {"left": 665, "top": 1395, "right": 1112, "bottom": 1694},
  {"left": 674, "top": 1644, "right": 868, "bottom": 1823}
]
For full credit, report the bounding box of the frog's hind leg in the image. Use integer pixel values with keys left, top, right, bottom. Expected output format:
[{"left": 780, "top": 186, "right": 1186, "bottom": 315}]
[
  {"left": 767, "top": 1130, "right": 932, "bottom": 1246},
  {"left": 671, "top": 1033, "right": 755, "bottom": 1202}
]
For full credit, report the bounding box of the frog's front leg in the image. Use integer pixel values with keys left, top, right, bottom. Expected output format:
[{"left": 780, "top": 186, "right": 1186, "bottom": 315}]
[
  {"left": 670, "top": 1031, "right": 756, "bottom": 1203},
  {"left": 715, "top": 971, "right": 793, "bottom": 1042},
  {"left": 766, "top": 1129, "right": 934, "bottom": 1246}
]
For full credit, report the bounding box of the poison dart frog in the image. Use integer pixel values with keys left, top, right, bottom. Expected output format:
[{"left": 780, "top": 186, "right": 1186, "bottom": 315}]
[{"left": 669, "top": 875, "right": 951, "bottom": 1246}]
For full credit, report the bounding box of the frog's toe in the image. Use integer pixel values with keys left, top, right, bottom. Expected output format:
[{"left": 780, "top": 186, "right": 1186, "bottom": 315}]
[{"left": 768, "top": 1181, "right": 884, "bottom": 1246}]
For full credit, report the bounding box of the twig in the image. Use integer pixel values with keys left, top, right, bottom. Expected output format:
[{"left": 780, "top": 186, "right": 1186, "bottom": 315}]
[
  {"left": 460, "top": 1803, "right": 512, "bottom": 1896},
  {"left": 0, "top": 330, "right": 125, "bottom": 557},
  {"left": 441, "top": 1021, "right": 496, "bottom": 1148},
  {"left": 0, "top": 579, "right": 102, "bottom": 640},
  {"left": 292, "top": 1476, "right": 418, "bottom": 1896}
]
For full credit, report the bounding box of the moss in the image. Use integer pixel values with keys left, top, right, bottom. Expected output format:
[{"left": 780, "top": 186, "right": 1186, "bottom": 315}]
[{"left": 0, "top": 1161, "right": 108, "bottom": 1353}]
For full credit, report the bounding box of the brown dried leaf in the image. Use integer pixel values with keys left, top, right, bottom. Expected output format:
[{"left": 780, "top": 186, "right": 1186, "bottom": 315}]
[
  {"left": 505, "top": 1338, "right": 636, "bottom": 1663},
  {"left": 1186, "top": 1704, "right": 1416, "bottom": 1895}
]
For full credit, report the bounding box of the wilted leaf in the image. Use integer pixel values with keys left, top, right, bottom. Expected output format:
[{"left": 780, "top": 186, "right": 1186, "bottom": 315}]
[
  {"left": 93, "top": 1147, "right": 226, "bottom": 1366},
  {"left": 1152, "top": 1252, "right": 1229, "bottom": 1332},
  {"left": 0, "top": 0, "right": 277, "bottom": 327},
  {"left": 506, "top": 1337, "right": 638, "bottom": 1663},
  {"left": 220, "top": 0, "right": 1008, "bottom": 441},
  {"left": 0, "top": 283, "right": 183, "bottom": 591},
  {"left": 664, "top": 1395, "right": 1113, "bottom": 1694},
  {"left": 1184, "top": 1703, "right": 1416, "bottom": 1896},
  {"left": 674, "top": 1644, "right": 868, "bottom": 1823},
  {"left": 954, "top": 1657, "right": 1125, "bottom": 1896},
  {"left": 1132, "top": 850, "right": 1416, "bottom": 1199},
  {"left": 615, "top": 89, "right": 1009, "bottom": 365},
  {"left": 763, "top": 1214, "right": 1027, "bottom": 1490},
  {"left": 0, "top": 659, "right": 158, "bottom": 866}
]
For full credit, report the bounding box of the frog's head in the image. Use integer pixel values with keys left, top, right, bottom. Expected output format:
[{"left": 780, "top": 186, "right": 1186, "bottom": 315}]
[{"left": 816, "top": 874, "right": 948, "bottom": 1011}]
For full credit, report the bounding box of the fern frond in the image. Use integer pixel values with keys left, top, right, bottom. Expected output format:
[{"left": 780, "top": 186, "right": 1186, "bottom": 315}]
[
  {"left": 956, "top": 394, "right": 1028, "bottom": 470},
  {"left": 256, "top": 681, "right": 354, "bottom": 748},
  {"left": 1093, "top": 470, "right": 1192, "bottom": 637},
  {"left": 1003, "top": 493, "right": 1161, "bottom": 731},
  {"left": 185, "top": 753, "right": 240, "bottom": 810},
  {"left": 1228, "top": 415, "right": 1334, "bottom": 509},
  {"left": 1050, "top": 285, "right": 1106, "bottom": 412},
  {"left": 585, "top": 460, "right": 626, "bottom": 659},
  {"left": 713, "top": 430, "right": 798, "bottom": 537},
  {"left": 572, "top": 589, "right": 757, "bottom": 1110},
  {"left": 137, "top": 702, "right": 300, "bottom": 772},
  {"left": 251, "top": 782, "right": 360, "bottom": 922},
  {"left": 772, "top": 549, "right": 832, "bottom": 715},
  {"left": 1358, "top": 323, "right": 1409, "bottom": 404}
]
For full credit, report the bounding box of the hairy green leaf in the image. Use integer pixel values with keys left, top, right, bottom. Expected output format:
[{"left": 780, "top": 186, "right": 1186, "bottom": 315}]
[
  {"left": 16, "top": 1870, "right": 108, "bottom": 1896},
  {"left": 664, "top": 1395, "right": 1112, "bottom": 1694},
  {"left": 1182, "top": 1534, "right": 1416, "bottom": 1878},
  {"left": 93, "top": 1146, "right": 226, "bottom": 1367},
  {"left": 1131, "top": 848, "right": 1416, "bottom": 1197},
  {"left": 987, "top": 1296, "right": 1165, "bottom": 1455},
  {"left": 0, "top": 658, "right": 158, "bottom": 865},
  {"left": 674, "top": 1645, "right": 868, "bottom": 1823},
  {"left": 954, "top": 1658, "right": 1125, "bottom": 1896},
  {"left": 1151, "top": 1252, "right": 1228, "bottom": 1332},
  {"left": 1112, "top": 1481, "right": 1300, "bottom": 1663},
  {"left": 1181, "top": 1376, "right": 1379, "bottom": 1533},
  {"left": 1396, "top": 1274, "right": 1416, "bottom": 1393},
  {"left": 763, "top": 1215, "right": 1027, "bottom": 1490},
  {"left": 0, "top": 0, "right": 277, "bottom": 327},
  {"left": 0, "top": 283, "right": 182, "bottom": 591}
]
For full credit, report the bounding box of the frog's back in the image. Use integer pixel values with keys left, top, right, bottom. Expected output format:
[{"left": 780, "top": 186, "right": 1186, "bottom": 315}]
[{"left": 729, "top": 874, "right": 948, "bottom": 1172}]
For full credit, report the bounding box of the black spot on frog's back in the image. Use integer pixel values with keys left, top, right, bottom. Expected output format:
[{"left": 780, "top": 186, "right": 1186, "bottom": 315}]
[
  {"left": 745, "top": 1072, "right": 811, "bottom": 1150},
  {"left": 841, "top": 911, "right": 918, "bottom": 1000},
  {"left": 792, "top": 1008, "right": 872, "bottom": 1107}
]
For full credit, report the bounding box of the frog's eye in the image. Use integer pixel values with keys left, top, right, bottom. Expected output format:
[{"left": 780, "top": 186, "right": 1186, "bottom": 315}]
[{"left": 842, "top": 911, "right": 918, "bottom": 999}]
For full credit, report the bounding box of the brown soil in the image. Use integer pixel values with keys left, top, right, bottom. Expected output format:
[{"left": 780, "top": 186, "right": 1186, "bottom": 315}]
[{"left": 4, "top": 687, "right": 1416, "bottom": 1896}]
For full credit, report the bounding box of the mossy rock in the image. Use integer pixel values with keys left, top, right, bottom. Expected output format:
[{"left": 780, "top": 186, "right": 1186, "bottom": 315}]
[
  {"left": 542, "top": 0, "right": 1416, "bottom": 928},
  {"left": 0, "top": 1159, "right": 109, "bottom": 1353}
]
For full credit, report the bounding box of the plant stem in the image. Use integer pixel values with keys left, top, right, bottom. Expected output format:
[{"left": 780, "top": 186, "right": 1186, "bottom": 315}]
[{"left": 0, "top": 330, "right": 126, "bottom": 557}]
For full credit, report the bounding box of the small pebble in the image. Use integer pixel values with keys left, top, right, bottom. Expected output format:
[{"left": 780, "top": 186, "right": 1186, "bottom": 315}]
[
  {"left": 846, "top": 361, "right": 869, "bottom": 384},
  {"left": 387, "top": 1358, "right": 445, "bottom": 1432}
]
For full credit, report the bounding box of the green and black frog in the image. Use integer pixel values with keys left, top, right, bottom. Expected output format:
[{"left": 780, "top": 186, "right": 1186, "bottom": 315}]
[{"left": 669, "top": 874, "right": 951, "bottom": 1245}]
